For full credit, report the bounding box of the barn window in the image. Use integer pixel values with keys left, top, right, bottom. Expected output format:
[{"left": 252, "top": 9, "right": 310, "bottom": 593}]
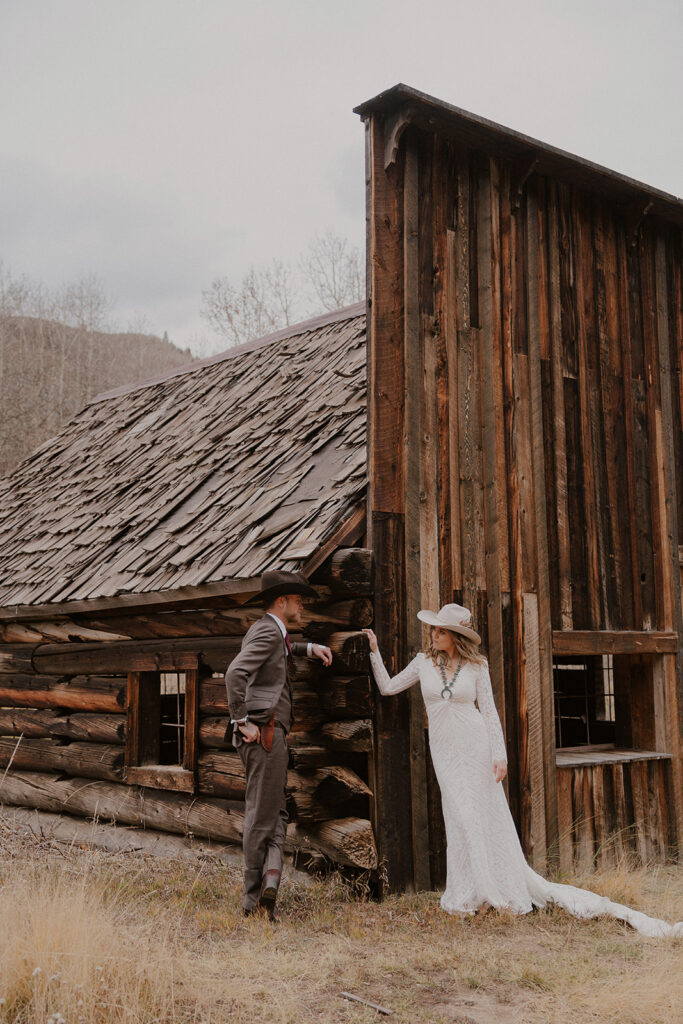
[
  {"left": 553, "top": 655, "right": 616, "bottom": 748},
  {"left": 125, "top": 666, "right": 198, "bottom": 792},
  {"left": 553, "top": 651, "right": 669, "bottom": 753}
]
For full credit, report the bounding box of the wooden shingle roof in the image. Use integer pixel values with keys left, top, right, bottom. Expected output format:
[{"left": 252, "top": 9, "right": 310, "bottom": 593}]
[{"left": 0, "top": 304, "right": 367, "bottom": 613}]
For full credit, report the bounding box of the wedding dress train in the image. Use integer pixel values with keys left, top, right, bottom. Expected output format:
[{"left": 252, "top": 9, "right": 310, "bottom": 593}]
[{"left": 369, "top": 649, "right": 682, "bottom": 939}]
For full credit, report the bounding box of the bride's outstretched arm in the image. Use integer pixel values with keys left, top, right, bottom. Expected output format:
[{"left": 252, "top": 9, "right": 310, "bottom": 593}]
[
  {"left": 475, "top": 662, "right": 508, "bottom": 765},
  {"left": 363, "top": 629, "right": 421, "bottom": 695}
]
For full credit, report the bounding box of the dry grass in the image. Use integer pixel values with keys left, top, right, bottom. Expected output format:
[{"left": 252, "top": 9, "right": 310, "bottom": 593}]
[{"left": 0, "top": 822, "right": 681, "bottom": 1024}]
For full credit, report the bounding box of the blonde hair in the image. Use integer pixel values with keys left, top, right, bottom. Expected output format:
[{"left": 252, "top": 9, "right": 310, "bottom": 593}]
[{"left": 424, "top": 627, "right": 487, "bottom": 666}]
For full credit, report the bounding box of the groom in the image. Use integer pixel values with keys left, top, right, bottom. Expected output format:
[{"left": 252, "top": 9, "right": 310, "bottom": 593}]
[{"left": 225, "top": 569, "right": 332, "bottom": 919}]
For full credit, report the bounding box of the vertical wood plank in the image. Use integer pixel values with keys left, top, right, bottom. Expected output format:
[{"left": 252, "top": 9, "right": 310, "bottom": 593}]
[
  {"left": 654, "top": 234, "right": 683, "bottom": 844},
  {"left": 627, "top": 235, "right": 657, "bottom": 627},
  {"left": 573, "top": 194, "right": 601, "bottom": 627},
  {"left": 500, "top": 162, "right": 531, "bottom": 852},
  {"left": 456, "top": 160, "right": 479, "bottom": 617},
  {"left": 572, "top": 765, "right": 594, "bottom": 872},
  {"left": 640, "top": 229, "right": 667, "bottom": 630},
  {"left": 490, "top": 167, "right": 511, "bottom": 597},
  {"left": 591, "top": 765, "right": 608, "bottom": 869},
  {"left": 594, "top": 205, "right": 631, "bottom": 627},
  {"left": 526, "top": 181, "right": 559, "bottom": 862},
  {"left": 403, "top": 136, "right": 432, "bottom": 891},
  {"left": 547, "top": 184, "right": 572, "bottom": 628},
  {"left": 611, "top": 762, "right": 631, "bottom": 862},
  {"left": 646, "top": 759, "right": 665, "bottom": 863},
  {"left": 366, "top": 114, "right": 414, "bottom": 893},
  {"left": 432, "top": 139, "right": 453, "bottom": 605},
  {"left": 370, "top": 512, "right": 413, "bottom": 892},
  {"left": 556, "top": 766, "right": 574, "bottom": 873},
  {"left": 446, "top": 223, "right": 463, "bottom": 594},
  {"left": 523, "top": 593, "right": 547, "bottom": 869},
  {"left": 367, "top": 116, "right": 405, "bottom": 516},
  {"left": 615, "top": 222, "right": 643, "bottom": 629},
  {"left": 125, "top": 671, "right": 141, "bottom": 767},
  {"left": 629, "top": 760, "right": 650, "bottom": 865},
  {"left": 479, "top": 156, "right": 507, "bottom": 735},
  {"left": 183, "top": 668, "right": 199, "bottom": 775}
]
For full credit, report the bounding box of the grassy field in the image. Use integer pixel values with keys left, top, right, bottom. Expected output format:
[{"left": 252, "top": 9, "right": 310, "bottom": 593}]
[{"left": 0, "top": 821, "right": 681, "bottom": 1024}]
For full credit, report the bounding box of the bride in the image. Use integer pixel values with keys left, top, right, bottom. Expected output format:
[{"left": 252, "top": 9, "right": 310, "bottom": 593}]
[{"left": 363, "top": 603, "right": 682, "bottom": 939}]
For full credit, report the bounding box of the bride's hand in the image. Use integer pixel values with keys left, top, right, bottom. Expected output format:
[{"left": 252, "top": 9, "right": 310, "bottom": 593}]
[
  {"left": 362, "top": 628, "right": 378, "bottom": 653},
  {"left": 493, "top": 760, "right": 507, "bottom": 783}
]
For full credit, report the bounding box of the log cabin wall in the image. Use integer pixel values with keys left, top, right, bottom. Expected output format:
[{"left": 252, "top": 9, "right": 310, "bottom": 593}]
[
  {"left": 0, "top": 546, "right": 379, "bottom": 874},
  {"left": 359, "top": 87, "right": 683, "bottom": 890}
]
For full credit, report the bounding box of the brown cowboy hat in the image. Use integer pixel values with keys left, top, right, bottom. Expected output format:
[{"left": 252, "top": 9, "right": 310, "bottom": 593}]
[{"left": 250, "top": 569, "right": 319, "bottom": 606}]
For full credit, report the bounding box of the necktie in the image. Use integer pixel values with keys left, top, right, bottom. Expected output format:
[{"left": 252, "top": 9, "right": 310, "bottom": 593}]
[{"left": 284, "top": 632, "right": 294, "bottom": 671}]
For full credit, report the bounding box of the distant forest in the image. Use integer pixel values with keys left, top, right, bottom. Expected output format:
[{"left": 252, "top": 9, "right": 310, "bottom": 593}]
[{"left": 0, "top": 317, "right": 194, "bottom": 475}]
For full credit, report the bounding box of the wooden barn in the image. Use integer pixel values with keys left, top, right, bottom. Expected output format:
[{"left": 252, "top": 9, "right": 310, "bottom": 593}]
[
  {"left": 356, "top": 84, "right": 683, "bottom": 889},
  {"left": 0, "top": 83, "right": 682, "bottom": 894}
]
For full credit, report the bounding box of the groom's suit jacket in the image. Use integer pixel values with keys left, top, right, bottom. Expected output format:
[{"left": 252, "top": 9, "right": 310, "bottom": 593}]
[{"left": 224, "top": 614, "right": 308, "bottom": 746}]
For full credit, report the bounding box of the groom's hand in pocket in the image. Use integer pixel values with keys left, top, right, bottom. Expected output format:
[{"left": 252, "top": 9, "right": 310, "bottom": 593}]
[{"left": 239, "top": 721, "right": 261, "bottom": 744}]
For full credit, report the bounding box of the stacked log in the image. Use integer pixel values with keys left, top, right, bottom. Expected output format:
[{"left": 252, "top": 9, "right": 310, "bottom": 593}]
[{"left": 0, "top": 547, "right": 377, "bottom": 871}]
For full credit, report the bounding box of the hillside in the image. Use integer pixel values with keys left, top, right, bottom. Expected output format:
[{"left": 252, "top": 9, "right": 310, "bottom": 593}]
[{"left": 0, "top": 317, "right": 196, "bottom": 475}]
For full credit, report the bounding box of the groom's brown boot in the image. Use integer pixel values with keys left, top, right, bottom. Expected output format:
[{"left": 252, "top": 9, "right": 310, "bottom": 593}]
[{"left": 258, "top": 869, "right": 281, "bottom": 919}]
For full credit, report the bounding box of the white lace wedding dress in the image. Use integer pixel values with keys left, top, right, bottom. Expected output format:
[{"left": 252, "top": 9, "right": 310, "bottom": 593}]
[{"left": 369, "top": 649, "right": 682, "bottom": 938}]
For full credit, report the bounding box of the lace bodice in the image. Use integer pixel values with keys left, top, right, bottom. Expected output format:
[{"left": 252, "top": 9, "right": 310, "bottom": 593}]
[{"left": 369, "top": 649, "right": 507, "bottom": 764}]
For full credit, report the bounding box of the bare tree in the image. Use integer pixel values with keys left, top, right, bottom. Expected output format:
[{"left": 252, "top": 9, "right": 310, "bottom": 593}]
[
  {"left": 0, "top": 261, "right": 51, "bottom": 319},
  {"left": 200, "top": 232, "right": 364, "bottom": 348},
  {"left": 56, "top": 273, "right": 112, "bottom": 332},
  {"left": 201, "top": 260, "right": 298, "bottom": 347},
  {"left": 0, "top": 263, "right": 112, "bottom": 330},
  {"left": 300, "top": 231, "right": 364, "bottom": 311}
]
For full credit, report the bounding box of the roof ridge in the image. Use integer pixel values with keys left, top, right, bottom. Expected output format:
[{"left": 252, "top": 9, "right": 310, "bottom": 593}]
[
  {"left": 354, "top": 84, "right": 683, "bottom": 218},
  {"left": 91, "top": 301, "right": 366, "bottom": 405}
]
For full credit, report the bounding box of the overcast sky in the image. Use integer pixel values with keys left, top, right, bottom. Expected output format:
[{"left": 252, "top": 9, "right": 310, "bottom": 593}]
[{"left": 2, "top": 0, "right": 681, "bottom": 355}]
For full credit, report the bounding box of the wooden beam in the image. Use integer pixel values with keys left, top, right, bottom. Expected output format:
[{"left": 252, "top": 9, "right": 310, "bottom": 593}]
[
  {"left": 29, "top": 638, "right": 235, "bottom": 676},
  {"left": 552, "top": 630, "right": 678, "bottom": 654},
  {"left": 0, "top": 675, "right": 125, "bottom": 712},
  {"left": 0, "top": 577, "right": 262, "bottom": 623},
  {"left": 125, "top": 765, "right": 194, "bottom": 793}
]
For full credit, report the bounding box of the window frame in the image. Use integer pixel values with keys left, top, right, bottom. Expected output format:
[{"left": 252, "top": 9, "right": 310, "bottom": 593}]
[{"left": 125, "top": 656, "right": 199, "bottom": 793}]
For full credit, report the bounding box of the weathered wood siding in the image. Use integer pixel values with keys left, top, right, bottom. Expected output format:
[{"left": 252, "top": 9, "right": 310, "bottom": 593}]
[
  {"left": 365, "top": 105, "right": 683, "bottom": 889},
  {"left": 0, "top": 548, "right": 379, "bottom": 872}
]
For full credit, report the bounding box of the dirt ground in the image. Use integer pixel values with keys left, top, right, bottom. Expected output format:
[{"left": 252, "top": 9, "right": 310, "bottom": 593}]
[{"left": 0, "top": 819, "right": 681, "bottom": 1024}]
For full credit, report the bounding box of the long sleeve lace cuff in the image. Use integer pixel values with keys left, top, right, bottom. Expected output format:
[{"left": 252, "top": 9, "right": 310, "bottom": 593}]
[{"left": 369, "top": 648, "right": 421, "bottom": 696}]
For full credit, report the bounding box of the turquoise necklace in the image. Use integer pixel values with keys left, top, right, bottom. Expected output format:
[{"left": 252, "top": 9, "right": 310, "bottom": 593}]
[{"left": 438, "top": 656, "right": 463, "bottom": 700}]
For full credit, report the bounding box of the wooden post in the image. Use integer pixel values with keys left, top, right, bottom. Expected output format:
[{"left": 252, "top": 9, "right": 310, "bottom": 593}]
[
  {"left": 654, "top": 236, "right": 683, "bottom": 843},
  {"left": 479, "top": 157, "right": 507, "bottom": 742},
  {"left": 365, "top": 112, "right": 414, "bottom": 893},
  {"left": 404, "top": 138, "right": 432, "bottom": 891},
  {"left": 525, "top": 180, "right": 559, "bottom": 867}
]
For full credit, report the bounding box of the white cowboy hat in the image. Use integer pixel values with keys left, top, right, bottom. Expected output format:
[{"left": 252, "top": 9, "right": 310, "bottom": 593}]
[{"left": 416, "top": 603, "right": 481, "bottom": 645}]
